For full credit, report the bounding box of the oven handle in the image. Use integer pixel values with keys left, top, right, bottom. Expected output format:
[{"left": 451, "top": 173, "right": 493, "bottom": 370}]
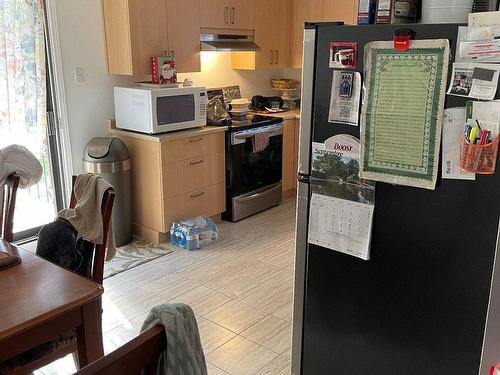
[
  {"left": 234, "top": 130, "right": 282, "bottom": 140},
  {"left": 235, "top": 182, "right": 282, "bottom": 202}
]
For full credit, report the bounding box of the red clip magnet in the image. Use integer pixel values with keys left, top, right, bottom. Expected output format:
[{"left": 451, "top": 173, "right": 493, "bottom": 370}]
[{"left": 393, "top": 28, "right": 415, "bottom": 52}]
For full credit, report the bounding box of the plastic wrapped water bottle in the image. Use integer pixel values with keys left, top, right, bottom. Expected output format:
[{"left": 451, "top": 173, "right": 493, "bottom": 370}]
[{"left": 170, "top": 216, "right": 218, "bottom": 251}]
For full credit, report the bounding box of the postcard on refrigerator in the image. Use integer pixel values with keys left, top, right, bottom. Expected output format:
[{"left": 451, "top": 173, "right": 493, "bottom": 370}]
[
  {"left": 328, "top": 71, "right": 361, "bottom": 126},
  {"left": 360, "top": 39, "right": 449, "bottom": 190},
  {"left": 447, "top": 62, "right": 500, "bottom": 100},
  {"left": 441, "top": 107, "right": 475, "bottom": 180},
  {"left": 308, "top": 135, "right": 375, "bottom": 261},
  {"left": 329, "top": 42, "right": 357, "bottom": 69}
]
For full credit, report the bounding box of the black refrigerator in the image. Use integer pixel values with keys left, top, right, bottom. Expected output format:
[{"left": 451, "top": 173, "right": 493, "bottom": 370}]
[{"left": 292, "top": 23, "right": 500, "bottom": 375}]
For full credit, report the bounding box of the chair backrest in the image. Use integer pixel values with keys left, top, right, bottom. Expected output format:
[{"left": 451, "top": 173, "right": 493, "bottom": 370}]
[
  {"left": 0, "top": 174, "right": 20, "bottom": 242},
  {"left": 70, "top": 175, "right": 115, "bottom": 284},
  {"left": 75, "top": 325, "right": 166, "bottom": 375}
]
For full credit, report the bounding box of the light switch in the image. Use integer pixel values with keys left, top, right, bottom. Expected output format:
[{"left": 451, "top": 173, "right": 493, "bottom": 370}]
[{"left": 74, "top": 67, "right": 85, "bottom": 84}]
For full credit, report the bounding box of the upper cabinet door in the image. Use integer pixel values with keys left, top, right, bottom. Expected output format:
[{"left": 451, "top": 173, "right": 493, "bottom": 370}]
[
  {"left": 323, "top": 0, "right": 358, "bottom": 24},
  {"left": 102, "top": 0, "right": 168, "bottom": 75},
  {"left": 167, "top": 0, "right": 201, "bottom": 73},
  {"left": 254, "top": 0, "right": 277, "bottom": 68},
  {"left": 291, "top": 0, "right": 323, "bottom": 68},
  {"left": 229, "top": 0, "right": 256, "bottom": 30},
  {"left": 200, "top": 0, "right": 231, "bottom": 29},
  {"left": 275, "top": 0, "right": 292, "bottom": 68}
]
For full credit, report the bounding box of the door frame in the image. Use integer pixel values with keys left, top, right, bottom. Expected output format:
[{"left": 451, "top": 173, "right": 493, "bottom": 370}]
[
  {"left": 44, "top": 0, "right": 73, "bottom": 204},
  {"left": 13, "top": 0, "right": 73, "bottom": 242}
]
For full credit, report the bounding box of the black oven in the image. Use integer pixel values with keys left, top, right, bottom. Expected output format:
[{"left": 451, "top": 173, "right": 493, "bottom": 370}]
[{"left": 224, "top": 121, "right": 283, "bottom": 222}]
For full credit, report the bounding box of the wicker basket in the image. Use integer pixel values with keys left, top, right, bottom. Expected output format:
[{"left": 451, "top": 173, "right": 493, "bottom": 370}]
[{"left": 271, "top": 79, "right": 300, "bottom": 91}]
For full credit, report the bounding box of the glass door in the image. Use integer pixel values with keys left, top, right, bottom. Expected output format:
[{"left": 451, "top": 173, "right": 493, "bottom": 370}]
[{"left": 0, "top": 0, "right": 65, "bottom": 240}]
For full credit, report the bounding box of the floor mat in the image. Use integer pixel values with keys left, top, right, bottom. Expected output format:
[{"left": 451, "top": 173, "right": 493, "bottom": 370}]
[{"left": 104, "top": 240, "right": 174, "bottom": 279}]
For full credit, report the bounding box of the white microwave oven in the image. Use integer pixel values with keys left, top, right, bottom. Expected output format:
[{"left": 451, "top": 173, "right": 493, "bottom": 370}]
[{"left": 114, "top": 86, "right": 207, "bottom": 134}]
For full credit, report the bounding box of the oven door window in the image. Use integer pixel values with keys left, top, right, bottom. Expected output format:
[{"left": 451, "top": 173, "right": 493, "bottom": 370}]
[
  {"left": 156, "top": 94, "right": 195, "bottom": 125},
  {"left": 232, "top": 133, "right": 283, "bottom": 197}
]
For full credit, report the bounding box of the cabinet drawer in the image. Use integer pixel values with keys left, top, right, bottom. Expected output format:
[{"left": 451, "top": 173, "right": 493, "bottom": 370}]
[
  {"left": 161, "top": 132, "right": 225, "bottom": 165},
  {"left": 164, "top": 183, "right": 225, "bottom": 231},
  {"left": 162, "top": 153, "right": 225, "bottom": 198}
]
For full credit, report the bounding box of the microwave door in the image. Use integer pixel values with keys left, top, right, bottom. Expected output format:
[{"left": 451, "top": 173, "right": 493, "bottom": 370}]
[{"left": 155, "top": 94, "right": 195, "bottom": 128}]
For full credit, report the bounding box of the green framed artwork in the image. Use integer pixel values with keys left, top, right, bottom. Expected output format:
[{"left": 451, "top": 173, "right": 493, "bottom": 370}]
[{"left": 360, "top": 40, "right": 450, "bottom": 190}]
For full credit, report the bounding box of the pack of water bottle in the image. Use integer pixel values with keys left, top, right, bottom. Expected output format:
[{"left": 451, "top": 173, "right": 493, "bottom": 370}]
[{"left": 170, "top": 216, "right": 218, "bottom": 251}]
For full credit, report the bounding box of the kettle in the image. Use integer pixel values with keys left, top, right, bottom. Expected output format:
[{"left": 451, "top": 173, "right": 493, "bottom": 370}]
[{"left": 207, "top": 95, "right": 232, "bottom": 125}]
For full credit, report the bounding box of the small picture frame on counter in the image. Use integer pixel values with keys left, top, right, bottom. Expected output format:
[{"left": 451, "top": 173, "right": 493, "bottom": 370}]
[{"left": 151, "top": 54, "right": 177, "bottom": 85}]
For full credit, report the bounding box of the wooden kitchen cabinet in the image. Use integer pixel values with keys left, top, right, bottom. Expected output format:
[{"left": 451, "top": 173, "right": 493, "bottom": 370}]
[
  {"left": 200, "top": 0, "right": 255, "bottom": 30},
  {"left": 231, "top": 0, "right": 291, "bottom": 70},
  {"left": 166, "top": 0, "right": 201, "bottom": 73},
  {"left": 323, "top": 0, "right": 358, "bottom": 24},
  {"left": 290, "top": 0, "right": 358, "bottom": 68},
  {"left": 282, "top": 119, "right": 299, "bottom": 194},
  {"left": 291, "top": 0, "right": 324, "bottom": 68},
  {"left": 111, "top": 127, "right": 227, "bottom": 244},
  {"left": 101, "top": 0, "right": 201, "bottom": 75}
]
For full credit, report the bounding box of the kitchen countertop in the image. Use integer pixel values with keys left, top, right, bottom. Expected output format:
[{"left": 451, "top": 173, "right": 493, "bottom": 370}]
[
  {"left": 107, "top": 109, "right": 299, "bottom": 141},
  {"left": 255, "top": 108, "right": 301, "bottom": 120},
  {"left": 109, "top": 122, "right": 228, "bottom": 143}
]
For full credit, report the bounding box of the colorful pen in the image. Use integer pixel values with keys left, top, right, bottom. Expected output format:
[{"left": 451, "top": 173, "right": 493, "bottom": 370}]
[{"left": 469, "top": 127, "right": 477, "bottom": 143}]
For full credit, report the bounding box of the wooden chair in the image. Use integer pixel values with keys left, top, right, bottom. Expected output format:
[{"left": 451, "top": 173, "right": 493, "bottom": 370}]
[
  {"left": 0, "top": 175, "right": 115, "bottom": 374},
  {"left": 69, "top": 175, "right": 116, "bottom": 284},
  {"left": 0, "top": 174, "right": 20, "bottom": 242},
  {"left": 75, "top": 325, "right": 166, "bottom": 375}
]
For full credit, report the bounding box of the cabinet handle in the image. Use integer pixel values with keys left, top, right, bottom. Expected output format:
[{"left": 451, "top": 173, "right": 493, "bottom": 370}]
[
  {"left": 189, "top": 159, "right": 204, "bottom": 165},
  {"left": 190, "top": 191, "right": 205, "bottom": 198},
  {"left": 275, "top": 49, "right": 279, "bottom": 65},
  {"left": 224, "top": 6, "right": 228, "bottom": 23},
  {"left": 188, "top": 137, "right": 203, "bottom": 143},
  {"left": 231, "top": 7, "right": 235, "bottom": 24},
  {"left": 270, "top": 50, "right": 274, "bottom": 65}
]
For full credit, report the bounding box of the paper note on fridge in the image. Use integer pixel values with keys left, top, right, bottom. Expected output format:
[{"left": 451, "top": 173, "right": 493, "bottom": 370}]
[
  {"left": 328, "top": 71, "right": 361, "bottom": 126},
  {"left": 442, "top": 108, "right": 475, "bottom": 180},
  {"left": 308, "top": 134, "right": 375, "bottom": 261},
  {"left": 447, "top": 62, "right": 500, "bottom": 100},
  {"left": 459, "top": 40, "right": 500, "bottom": 61}
]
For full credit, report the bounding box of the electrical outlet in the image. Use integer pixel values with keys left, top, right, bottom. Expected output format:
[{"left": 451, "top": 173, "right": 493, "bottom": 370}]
[{"left": 74, "top": 67, "right": 85, "bottom": 84}]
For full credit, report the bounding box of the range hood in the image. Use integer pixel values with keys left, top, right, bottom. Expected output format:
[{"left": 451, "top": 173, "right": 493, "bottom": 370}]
[{"left": 200, "top": 32, "right": 260, "bottom": 52}]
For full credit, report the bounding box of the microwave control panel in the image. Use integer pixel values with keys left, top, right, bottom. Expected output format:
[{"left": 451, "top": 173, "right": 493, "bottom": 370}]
[{"left": 200, "top": 91, "right": 207, "bottom": 124}]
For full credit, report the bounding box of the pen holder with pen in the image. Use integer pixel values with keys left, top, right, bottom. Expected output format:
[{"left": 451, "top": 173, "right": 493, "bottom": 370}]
[{"left": 460, "top": 135, "right": 499, "bottom": 174}]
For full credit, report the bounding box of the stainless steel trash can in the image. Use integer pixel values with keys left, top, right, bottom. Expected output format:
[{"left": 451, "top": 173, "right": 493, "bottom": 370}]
[{"left": 83, "top": 137, "right": 132, "bottom": 247}]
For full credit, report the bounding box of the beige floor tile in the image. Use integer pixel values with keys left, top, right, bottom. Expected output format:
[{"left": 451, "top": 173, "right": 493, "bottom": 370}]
[
  {"left": 232, "top": 261, "right": 284, "bottom": 283},
  {"left": 106, "top": 286, "right": 166, "bottom": 320},
  {"left": 263, "top": 268, "right": 294, "bottom": 289},
  {"left": 190, "top": 290, "right": 233, "bottom": 316},
  {"left": 281, "top": 348, "right": 291, "bottom": 359},
  {"left": 206, "top": 336, "right": 279, "bottom": 375},
  {"left": 204, "top": 299, "right": 269, "bottom": 334},
  {"left": 197, "top": 317, "right": 237, "bottom": 354},
  {"left": 206, "top": 362, "right": 230, "bottom": 375},
  {"left": 255, "top": 355, "right": 291, "bottom": 375},
  {"left": 238, "top": 281, "right": 292, "bottom": 315},
  {"left": 241, "top": 315, "right": 291, "bottom": 354},
  {"left": 204, "top": 273, "right": 263, "bottom": 299},
  {"left": 272, "top": 301, "right": 293, "bottom": 322},
  {"left": 143, "top": 275, "right": 199, "bottom": 302},
  {"left": 168, "top": 285, "right": 213, "bottom": 306}
]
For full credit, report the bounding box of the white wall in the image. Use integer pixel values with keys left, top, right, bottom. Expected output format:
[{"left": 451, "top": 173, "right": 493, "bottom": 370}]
[
  {"left": 55, "top": 0, "right": 286, "bottom": 173},
  {"left": 55, "top": 0, "right": 136, "bottom": 173}
]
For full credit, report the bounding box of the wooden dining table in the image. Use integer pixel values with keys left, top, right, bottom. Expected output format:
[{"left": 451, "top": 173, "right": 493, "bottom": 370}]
[{"left": 0, "top": 239, "right": 104, "bottom": 369}]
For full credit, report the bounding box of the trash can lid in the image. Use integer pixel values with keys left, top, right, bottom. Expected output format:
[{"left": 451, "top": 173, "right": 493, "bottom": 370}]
[{"left": 83, "top": 137, "right": 130, "bottom": 162}]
